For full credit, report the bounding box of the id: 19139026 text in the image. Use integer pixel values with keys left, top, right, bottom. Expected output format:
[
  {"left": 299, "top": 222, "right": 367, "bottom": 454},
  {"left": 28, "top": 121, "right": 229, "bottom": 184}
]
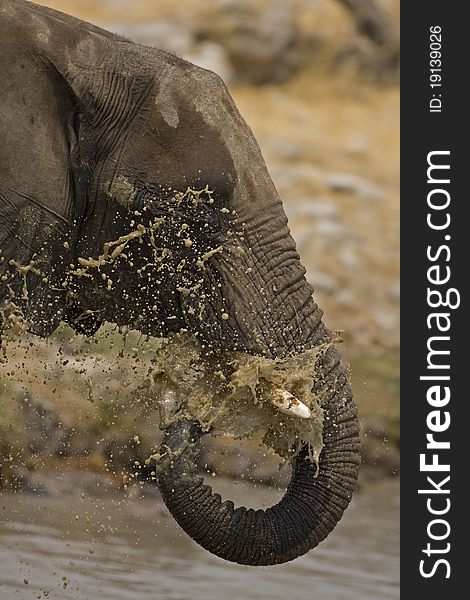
[{"left": 429, "top": 25, "right": 443, "bottom": 113}]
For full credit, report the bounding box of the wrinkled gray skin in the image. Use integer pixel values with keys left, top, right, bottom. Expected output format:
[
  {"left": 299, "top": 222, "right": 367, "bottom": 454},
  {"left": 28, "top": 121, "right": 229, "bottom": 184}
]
[{"left": 0, "top": 0, "right": 360, "bottom": 565}]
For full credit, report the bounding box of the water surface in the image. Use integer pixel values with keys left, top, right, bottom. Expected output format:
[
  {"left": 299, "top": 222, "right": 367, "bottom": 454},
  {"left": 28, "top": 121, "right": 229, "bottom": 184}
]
[{"left": 0, "top": 478, "right": 399, "bottom": 599}]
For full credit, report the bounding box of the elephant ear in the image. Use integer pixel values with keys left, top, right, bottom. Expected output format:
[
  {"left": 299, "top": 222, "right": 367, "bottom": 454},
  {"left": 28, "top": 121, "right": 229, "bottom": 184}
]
[
  {"left": 17, "top": 0, "right": 117, "bottom": 87},
  {"left": 22, "top": 3, "right": 162, "bottom": 211},
  {"left": 3, "top": 1, "right": 117, "bottom": 222},
  {"left": 18, "top": 1, "right": 136, "bottom": 137},
  {"left": 0, "top": 3, "right": 112, "bottom": 333}
]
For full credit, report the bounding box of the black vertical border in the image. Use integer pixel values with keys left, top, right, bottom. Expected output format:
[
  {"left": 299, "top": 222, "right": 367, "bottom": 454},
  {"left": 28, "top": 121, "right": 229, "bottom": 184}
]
[{"left": 401, "top": 4, "right": 467, "bottom": 597}]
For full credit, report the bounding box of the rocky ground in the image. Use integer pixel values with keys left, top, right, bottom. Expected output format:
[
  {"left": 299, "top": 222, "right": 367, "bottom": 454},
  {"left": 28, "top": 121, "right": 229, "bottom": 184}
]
[{"left": 1, "top": 0, "right": 399, "bottom": 492}]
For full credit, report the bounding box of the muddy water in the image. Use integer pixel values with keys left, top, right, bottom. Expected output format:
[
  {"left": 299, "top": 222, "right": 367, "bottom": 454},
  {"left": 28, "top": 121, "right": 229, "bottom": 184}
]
[{"left": 0, "top": 479, "right": 399, "bottom": 600}]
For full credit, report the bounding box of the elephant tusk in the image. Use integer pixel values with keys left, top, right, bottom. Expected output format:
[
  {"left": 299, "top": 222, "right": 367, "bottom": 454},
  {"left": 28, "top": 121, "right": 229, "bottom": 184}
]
[
  {"left": 160, "top": 389, "right": 178, "bottom": 422},
  {"left": 269, "top": 387, "right": 312, "bottom": 419}
]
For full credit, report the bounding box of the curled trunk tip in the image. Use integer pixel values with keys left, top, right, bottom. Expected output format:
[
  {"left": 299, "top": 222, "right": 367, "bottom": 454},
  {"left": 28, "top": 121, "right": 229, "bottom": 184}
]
[{"left": 156, "top": 361, "right": 360, "bottom": 566}]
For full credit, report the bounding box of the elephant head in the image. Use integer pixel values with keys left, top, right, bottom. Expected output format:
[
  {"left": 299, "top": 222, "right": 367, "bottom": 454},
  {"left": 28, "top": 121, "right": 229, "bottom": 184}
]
[{"left": 0, "top": 1, "right": 360, "bottom": 566}]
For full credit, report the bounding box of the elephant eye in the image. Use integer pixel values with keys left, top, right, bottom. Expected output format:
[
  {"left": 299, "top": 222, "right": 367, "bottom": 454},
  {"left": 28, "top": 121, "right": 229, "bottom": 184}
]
[{"left": 132, "top": 184, "right": 158, "bottom": 212}]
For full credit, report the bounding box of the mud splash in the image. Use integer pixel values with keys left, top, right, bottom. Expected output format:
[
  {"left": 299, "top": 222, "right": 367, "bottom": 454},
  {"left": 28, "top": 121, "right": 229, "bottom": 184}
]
[
  {"left": 1, "top": 186, "right": 225, "bottom": 339},
  {"left": 147, "top": 333, "right": 327, "bottom": 467},
  {"left": 1, "top": 186, "right": 327, "bottom": 471}
]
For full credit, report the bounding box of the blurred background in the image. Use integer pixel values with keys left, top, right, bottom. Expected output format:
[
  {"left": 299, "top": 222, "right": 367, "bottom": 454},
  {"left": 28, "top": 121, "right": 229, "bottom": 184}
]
[{"left": 1, "top": 1, "right": 399, "bottom": 598}]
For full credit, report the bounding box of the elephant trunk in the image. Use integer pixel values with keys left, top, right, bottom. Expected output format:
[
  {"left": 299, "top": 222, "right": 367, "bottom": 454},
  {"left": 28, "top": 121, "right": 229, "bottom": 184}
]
[{"left": 156, "top": 321, "right": 360, "bottom": 566}]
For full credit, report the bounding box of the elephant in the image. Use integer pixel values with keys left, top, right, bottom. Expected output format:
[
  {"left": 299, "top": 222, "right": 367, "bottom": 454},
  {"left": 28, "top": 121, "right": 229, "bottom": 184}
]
[{"left": 0, "top": 0, "right": 360, "bottom": 566}]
